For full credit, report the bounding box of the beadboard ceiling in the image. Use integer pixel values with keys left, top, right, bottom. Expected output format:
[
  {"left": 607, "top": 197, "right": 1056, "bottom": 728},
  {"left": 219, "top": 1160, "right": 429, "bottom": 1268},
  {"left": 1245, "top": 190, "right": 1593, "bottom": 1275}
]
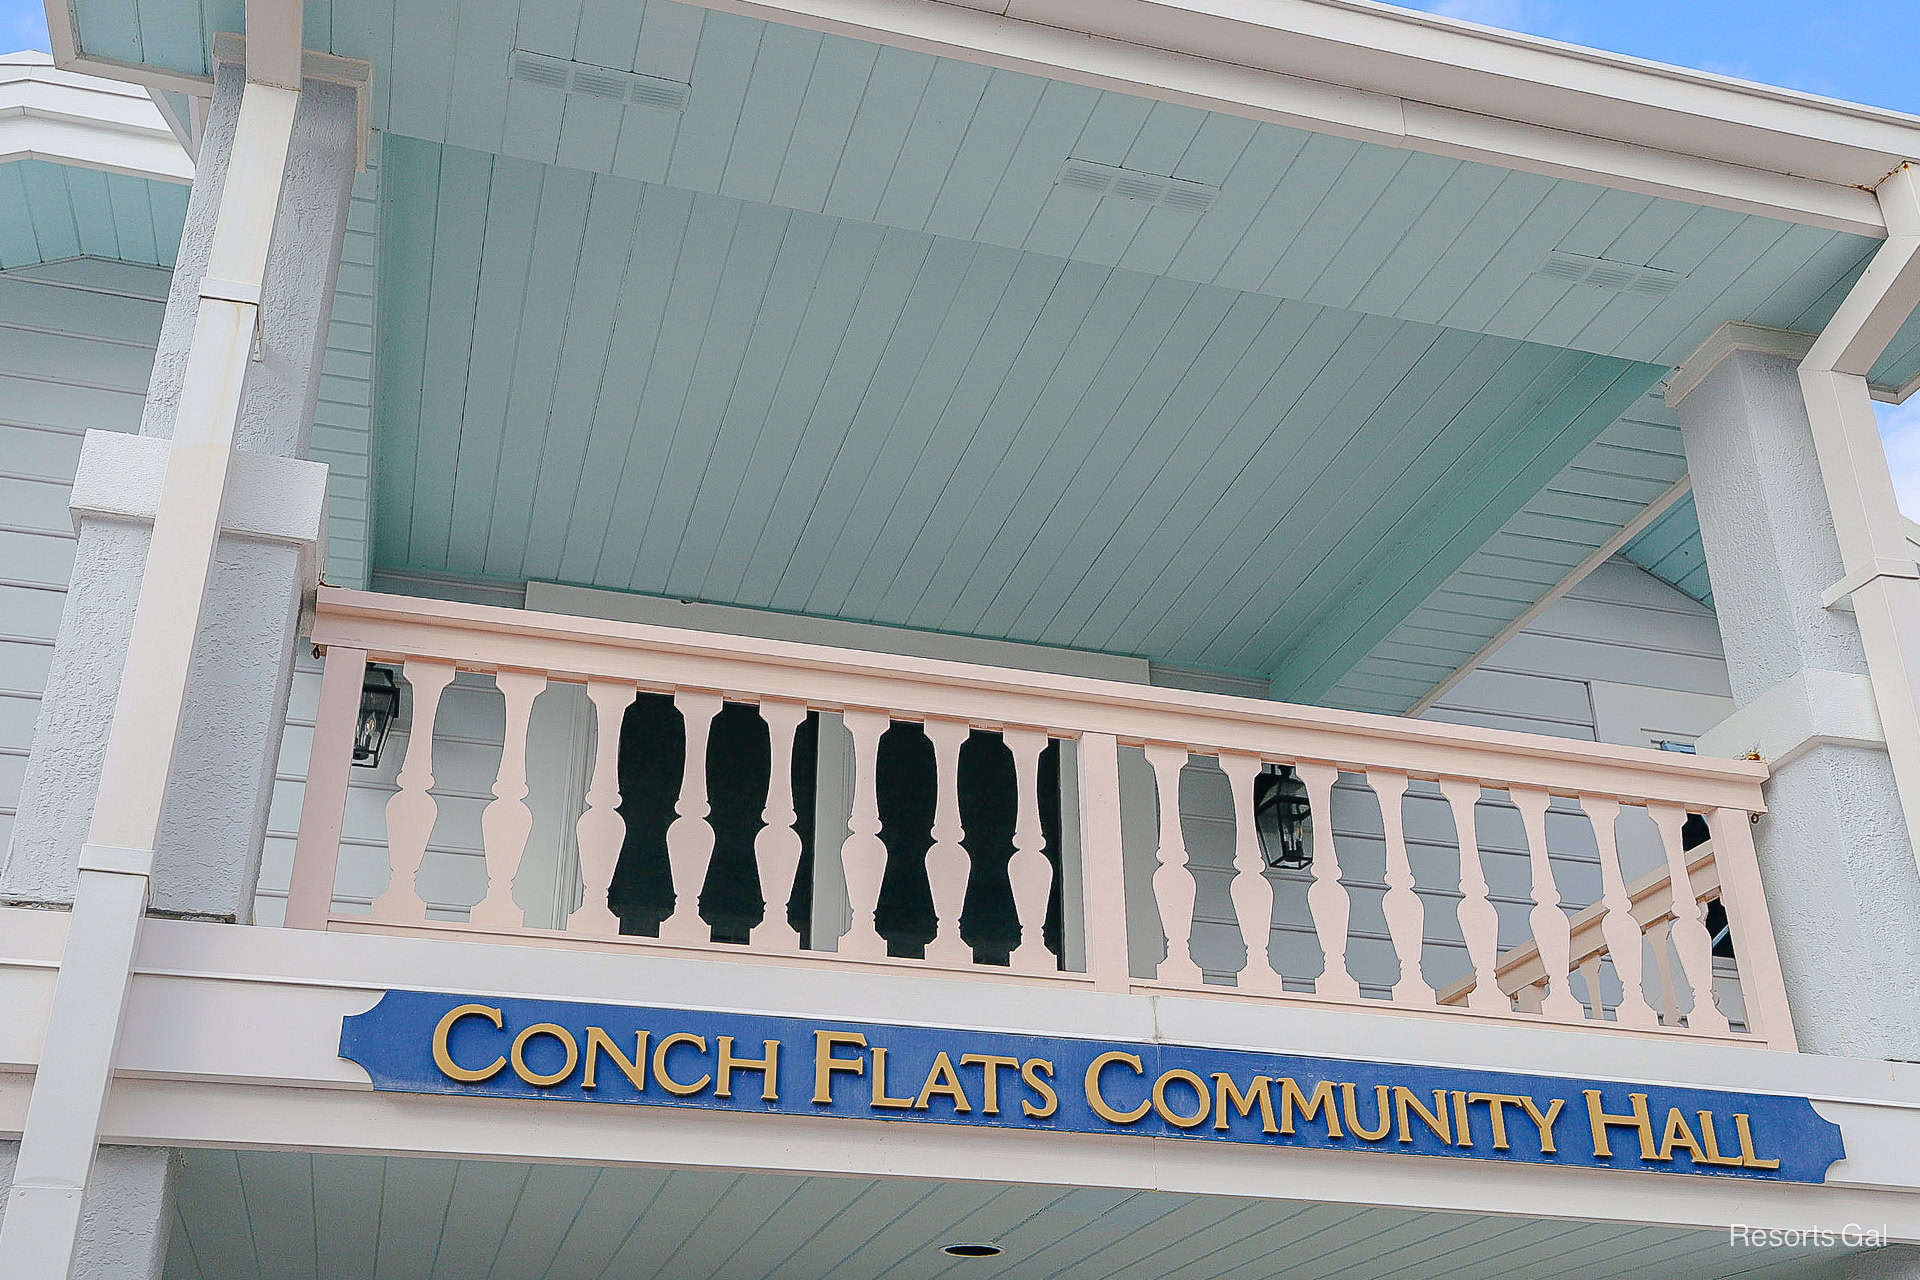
[
  {"left": 161, "top": 1149, "right": 1859, "bottom": 1280},
  {"left": 96, "top": 0, "right": 1920, "bottom": 385},
  {"left": 371, "top": 133, "right": 1659, "bottom": 679},
  {"left": 1624, "top": 494, "right": 1715, "bottom": 608},
  {"left": 0, "top": 158, "right": 187, "bottom": 272},
  {"left": 89, "top": 0, "right": 1920, "bottom": 694}
]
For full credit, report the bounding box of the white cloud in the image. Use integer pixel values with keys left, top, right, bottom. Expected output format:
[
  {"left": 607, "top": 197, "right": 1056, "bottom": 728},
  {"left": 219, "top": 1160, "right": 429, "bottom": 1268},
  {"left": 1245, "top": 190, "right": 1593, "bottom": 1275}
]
[{"left": 1878, "top": 397, "right": 1920, "bottom": 521}]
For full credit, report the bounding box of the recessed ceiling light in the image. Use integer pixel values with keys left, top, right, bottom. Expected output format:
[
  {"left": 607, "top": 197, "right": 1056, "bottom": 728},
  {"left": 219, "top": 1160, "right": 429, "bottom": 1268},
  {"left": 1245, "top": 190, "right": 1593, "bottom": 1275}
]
[{"left": 942, "top": 1242, "right": 1005, "bottom": 1258}]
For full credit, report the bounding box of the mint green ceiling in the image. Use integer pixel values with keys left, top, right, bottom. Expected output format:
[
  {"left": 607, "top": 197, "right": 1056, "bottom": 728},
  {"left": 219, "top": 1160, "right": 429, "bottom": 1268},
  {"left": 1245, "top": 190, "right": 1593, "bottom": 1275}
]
[
  {"left": 1624, "top": 494, "right": 1715, "bottom": 608},
  {"left": 1323, "top": 391, "right": 1690, "bottom": 713},
  {"left": 0, "top": 159, "right": 187, "bottom": 270},
  {"left": 75, "top": 0, "right": 1920, "bottom": 690},
  {"left": 375, "top": 135, "right": 1657, "bottom": 680},
  {"left": 74, "top": 0, "right": 1920, "bottom": 392}
]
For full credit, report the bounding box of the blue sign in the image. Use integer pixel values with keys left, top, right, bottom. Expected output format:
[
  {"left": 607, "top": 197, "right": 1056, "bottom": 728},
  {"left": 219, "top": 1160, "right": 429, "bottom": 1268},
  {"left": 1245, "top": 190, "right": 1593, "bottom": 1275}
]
[{"left": 340, "top": 989, "right": 1843, "bottom": 1183}]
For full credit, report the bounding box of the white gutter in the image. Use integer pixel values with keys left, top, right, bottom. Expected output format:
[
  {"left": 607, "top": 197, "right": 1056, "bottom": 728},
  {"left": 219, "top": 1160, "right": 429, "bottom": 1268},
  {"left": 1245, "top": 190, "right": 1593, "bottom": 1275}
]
[
  {"left": 671, "top": 0, "right": 1914, "bottom": 235},
  {"left": 1797, "top": 163, "right": 1920, "bottom": 865}
]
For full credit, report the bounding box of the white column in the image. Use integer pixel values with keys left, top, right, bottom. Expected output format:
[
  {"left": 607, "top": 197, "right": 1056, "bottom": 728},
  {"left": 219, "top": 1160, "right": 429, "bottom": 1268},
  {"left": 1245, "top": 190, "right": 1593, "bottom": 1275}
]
[
  {"left": 1672, "top": 314, "right": 1920, "bottom": 1056},
  {"left": 0, "top": 41, "right": 363, "bottom": 1278}
]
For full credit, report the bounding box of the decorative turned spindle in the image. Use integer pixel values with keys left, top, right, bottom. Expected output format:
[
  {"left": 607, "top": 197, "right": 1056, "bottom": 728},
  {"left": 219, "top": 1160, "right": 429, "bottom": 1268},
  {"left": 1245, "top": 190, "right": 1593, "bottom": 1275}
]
[
  {"left": 752, "top": 699, "right": 809, "bottom": 951},
  {"left": 568, "top": 679, "right": 634, "bottom": 936},
  {"left": 1005, "top": 728, "right": 1054, "bottom": 975},
  {"left": 662, "top": 691, "right": 722, "bottom": 945},
  {"left": 922, "top": 718, "right": 975, "bottom": 966},
  {"left": 1582, "top": 795, "right": 1658, "bottom": 1029},
  {"left": 1145, "top": 744, "right": 1200, "bottom": 985},
  {"left": 371, "top": 659, "right": 456, "bottom": 922},
  {"left": 1222, "top": 753, "right": 1282, "bottom": 994},
  {"left": 470, "top": 669, "right": 547, "bottom": 930}
]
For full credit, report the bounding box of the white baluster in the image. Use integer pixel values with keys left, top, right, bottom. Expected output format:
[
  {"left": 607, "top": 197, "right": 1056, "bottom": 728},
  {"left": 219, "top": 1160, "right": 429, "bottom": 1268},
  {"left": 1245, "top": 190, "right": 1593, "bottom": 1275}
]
[
  {"left": 662, "top": 691, "right": 723, "bottom": 945},
  {"left": 1580, "top": 796, "right": 1657, "bottom": 1029},
  {"left": 1295, "top": 761, "right": 1358, "bottom": 1001},
  {"left": 1006, "top": 728, "right": 1054, "bottom": 975},
  {"left": 1145, "top": 744, "right": 1201, "bottom": 985},
  {"left": 752, "top": 699, "right": 810, "bottom": 951},
  {"left": 569, "top": 679, "right": 634, "bottom": 937},
  {"left": 1222, "top": 753, "right": 1283, "bottom": 994},
  {"left": 1512, "top": 787, "right": 1583, "bottom": 1021},
  {"left": 1646, "top": 919, "right": 1683, "bottom": 1026},
  {"left": 1578, "top": 953, "right": 1606, "bottom": 1019},
  {"left": 1369, "top": 769, "right": 1432, "bottom": 1006},
  {"left": 470, "top": 669, "right": 547, "bottom": 930},
  {"left": 838, "top": 708, "right": 891, "bottom": 961},
  {"left": 923, "top": 718, "right": 974, "bottom": 966},
  {"left": 1649, "top": 804, "right": 1729, "bottom": 1035},
  {"left": 371, "top": 659, "right": 456, "bottom": 922},
  {"left": 1439, "top": 777, "right": 1505, "bottom": 1013}
]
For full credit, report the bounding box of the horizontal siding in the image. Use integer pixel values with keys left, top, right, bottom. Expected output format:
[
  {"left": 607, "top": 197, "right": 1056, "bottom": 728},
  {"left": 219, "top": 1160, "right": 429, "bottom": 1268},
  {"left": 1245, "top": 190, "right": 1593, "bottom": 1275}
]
[{"left": 0, "top": 263, "right": 168, "bottom": 855}]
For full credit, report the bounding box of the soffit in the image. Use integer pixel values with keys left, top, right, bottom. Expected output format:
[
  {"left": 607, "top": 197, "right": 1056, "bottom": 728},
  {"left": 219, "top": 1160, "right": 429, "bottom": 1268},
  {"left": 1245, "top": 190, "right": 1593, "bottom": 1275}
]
[
  {"left": 161, "top": 1148, "right": 1862, "bottom": 1280},
  {"left": 74, "top": 0, "right": 1920, "bottom": 394},
  {"left": 1319, "top": 389, "right": 1693, "bottom": 713},
  {"left": 372, "top": 135, "right": 1659, "bottom": 682},
  {"left": 0, "top": 158, "right": 187, "bottom": 271}
]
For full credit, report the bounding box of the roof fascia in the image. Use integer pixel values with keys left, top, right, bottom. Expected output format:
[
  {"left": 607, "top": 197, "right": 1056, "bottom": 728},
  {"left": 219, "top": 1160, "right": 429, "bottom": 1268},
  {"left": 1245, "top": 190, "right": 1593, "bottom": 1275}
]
[
  {"left": 0, "top": 57, "right": 192, "bottom": 181},
  {"left": 674, "top": 0, "right": 1900, "bottom": 236}
]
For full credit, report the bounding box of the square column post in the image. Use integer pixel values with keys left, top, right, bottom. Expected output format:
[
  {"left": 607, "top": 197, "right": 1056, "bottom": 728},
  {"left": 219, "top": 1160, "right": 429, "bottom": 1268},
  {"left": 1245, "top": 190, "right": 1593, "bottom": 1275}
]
[
  {"left": 1672, "top": 345, "right": 1920, "bottom": 1059},
  {"left": 0, "top": 41, "right": 364, "bottom": 1278}
]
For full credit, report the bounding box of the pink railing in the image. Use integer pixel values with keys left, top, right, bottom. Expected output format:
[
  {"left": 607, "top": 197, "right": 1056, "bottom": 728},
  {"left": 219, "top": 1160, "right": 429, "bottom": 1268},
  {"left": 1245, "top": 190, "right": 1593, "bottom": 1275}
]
[{"left": 285, "top": 587, "right": 1790, "bottom": 1049}]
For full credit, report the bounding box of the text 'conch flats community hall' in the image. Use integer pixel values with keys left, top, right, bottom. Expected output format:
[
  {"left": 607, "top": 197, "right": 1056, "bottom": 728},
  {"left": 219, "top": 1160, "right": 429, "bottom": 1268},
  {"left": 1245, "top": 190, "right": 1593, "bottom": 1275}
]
[{"left": 2, "top": 0, "right": 1920, "bottom": 1275}]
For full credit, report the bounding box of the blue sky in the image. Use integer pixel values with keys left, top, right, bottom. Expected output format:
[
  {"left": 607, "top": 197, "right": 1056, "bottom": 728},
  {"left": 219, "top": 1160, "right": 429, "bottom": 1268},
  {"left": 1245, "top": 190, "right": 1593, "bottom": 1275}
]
[{"left": 6, "top": 0, "right": 1919, "bottom": 505}]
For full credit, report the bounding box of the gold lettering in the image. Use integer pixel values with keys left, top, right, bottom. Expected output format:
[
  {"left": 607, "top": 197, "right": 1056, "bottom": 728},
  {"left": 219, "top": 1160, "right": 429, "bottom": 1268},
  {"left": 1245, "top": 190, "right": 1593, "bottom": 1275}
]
[
  {"left": 1341, "top": 1084, "right": 1393, "bottom": 1142},
  {"left": 1213, "top": 1073, "right": 1278, "bottom": 1135},
  {"left": 581, "top": 1027, "right": 648, "bottom": 1091},
  {"left": 1452, "top": 1090, "right": 1472, "bottom": 1148},
  {"left": 1152, "top": 1069, "right": 1211, "bottom": 1129},
  {"left": 812, "top": 1031, "right": 867, "bottom": 1104},
  {"left": 869, "top": 1047, "right": 917, "bottom": 1109},
  {"left": 715, "top": 1036, "right": 780, "bottom": 1102},
  {"left": 652, "top": 1032, "right": 711, "bottom": 1096},
  {"left": 1694, "top": 1112, "right": 1747, "bottom": 1167},
  {"left": 1734, "top": 1113, "right": 1782, "bottom": 1171},
  {"left": 961, "top": 1053, "right": 1019, "bottom": 1115},
  {"left": 915, "top": 1051, "right": 972, "bottom": 1113},
  {"left": 1394, "top": 1087, "right": 1452, "bottom": 1145},
  {"left": 1468, "top": 1093, "right": 1526, "bottom": 1150},
  {"left": 1521, "top": 1096, "right": 1563, "bottom": 1156},
  {"left": 1021, "top": 1058, "right": 1057, "bottom": 1118},
  {"left": 1656, "top": 1107, "right": 1703, "bottom": 1164},
  {"left": 431, "top": 1003, "right": 506, "bottom": 1083},
  {"left": 1278, "top": 1079, "right": 1342, "bottom": 1138},
  {"left": 510, "top": 1023, "right": 579, "bottom": 1087},
  {"left": 1085, "top": 1052, "right": 1151, "bottom": 1124},
  {"left": 1585, "top": 1091, "right": 1654, "bottom": 1160}
]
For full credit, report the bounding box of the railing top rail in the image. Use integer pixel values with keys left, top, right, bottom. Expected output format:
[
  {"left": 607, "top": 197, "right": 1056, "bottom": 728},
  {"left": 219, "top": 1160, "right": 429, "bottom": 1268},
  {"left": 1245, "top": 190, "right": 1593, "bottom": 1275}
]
[{"left": 310, "top": 587, "right": 1768, "bottom": 811}]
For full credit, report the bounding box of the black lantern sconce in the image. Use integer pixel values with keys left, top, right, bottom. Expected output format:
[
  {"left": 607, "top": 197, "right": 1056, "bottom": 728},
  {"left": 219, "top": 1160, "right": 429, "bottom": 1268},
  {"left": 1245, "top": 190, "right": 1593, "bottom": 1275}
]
[
  {"left": 353, "top": 666, "right": 401, "bottom": 768},
  {"left": 1253, "top": 764, "right": 1312, "bottom": 870}
]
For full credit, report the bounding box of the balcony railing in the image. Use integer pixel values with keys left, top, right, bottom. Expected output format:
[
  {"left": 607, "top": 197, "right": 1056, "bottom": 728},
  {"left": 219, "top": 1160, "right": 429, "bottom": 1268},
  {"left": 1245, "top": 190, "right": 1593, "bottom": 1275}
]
[{"left": 284, "top": 587, "right": 1790, "bottom": 1049}]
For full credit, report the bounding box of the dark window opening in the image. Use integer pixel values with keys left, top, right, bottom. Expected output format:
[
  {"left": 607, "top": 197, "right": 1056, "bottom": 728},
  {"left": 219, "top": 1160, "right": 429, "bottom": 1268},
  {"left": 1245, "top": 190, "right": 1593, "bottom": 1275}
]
[{"left": 601, "top": 699, "right": 1060, "bottom": 964}]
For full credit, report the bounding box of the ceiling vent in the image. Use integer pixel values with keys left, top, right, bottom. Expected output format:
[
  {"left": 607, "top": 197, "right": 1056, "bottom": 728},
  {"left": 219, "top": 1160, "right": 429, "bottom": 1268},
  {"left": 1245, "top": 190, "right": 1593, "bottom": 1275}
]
[
  {"left": 1056, "top": 159, "right": 1219, "bottom": 214},
  {"left": 508, "top": 49, "right": 690, "bottom": 113},
  {"left": 1536, "top": 249, "right": 1683, "bottom": 297}
]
